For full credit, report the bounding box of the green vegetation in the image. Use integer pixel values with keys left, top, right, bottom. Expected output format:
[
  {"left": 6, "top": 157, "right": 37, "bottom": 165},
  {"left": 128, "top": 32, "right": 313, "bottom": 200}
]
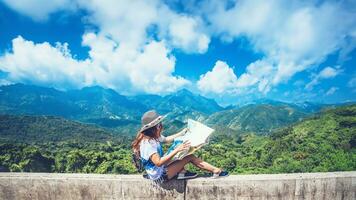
[
  {"left": 206, "top": 104, "right": 308, "bottom": 135},
  {"left": 0, "top": 142, "right": 136, "bottom": 173},
  {"left": 0, "top": 105, "right": 355, "bottom": 174},
  {"left": 0, "top": 115, "right": 119, "bottom": 143}
]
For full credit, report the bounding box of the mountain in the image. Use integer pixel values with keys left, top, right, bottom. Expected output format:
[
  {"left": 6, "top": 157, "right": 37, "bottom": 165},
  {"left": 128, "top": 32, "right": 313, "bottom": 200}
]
[
  {"left": 2, "top": 84, "right": 347, "bottom": 136},
  {"left": 0, "top": 105, "right": 354, "bottom": 174},
  {"left": 0, "top": 84, "right": 147, "bottom": 119},
  {"left": 0, "top": 83, "right": 78, "bottom": 117},
  {"left": 205, "top": 104, "right": 309, "bottom": 135},
  {"left": 214, "top": 104, "right": 356, "bottom": 174},
  {"left": 0, "top": 115, "right": 118, "bottom": 143},
  {"left": 0, "top": 84, "right": 224, "bottom": 134},
  {"left": 264, "top": 104, "right": 356, "bottom": 172},
  {"left": 163, "top": 89, "right": 223, "bottom": 114},
  {"left": 130, "top": 89, "right": 223, "bottom": 116},
  {"left": 231, "top": 98, "right": 330, "bottom": 114},
  {"left": 127, "top": 89, "right": 225, "bottom": 133}
]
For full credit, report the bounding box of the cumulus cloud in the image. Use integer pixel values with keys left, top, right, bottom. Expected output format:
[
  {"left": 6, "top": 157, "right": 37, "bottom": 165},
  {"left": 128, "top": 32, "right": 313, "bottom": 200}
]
[
  {"left": 197, "top": 59, "right": 275, "bottom": 95},
  {"left": 0, "top": 0, "right": 208, "bottom": 94},
  {"left": 2, "top": 0, "right": 209, "bottom": 54},
  {"left": 197, "top": 61, "right": 238, "bottom": 94},
  {"left": 1, "top": 0, "right": 76, "bottom": 21},
  {"left": 0, "top": 35, "right": 189, "bottom": 94},
  {"left": 167, "top": 15, "right": 210, "bottom": 53},
  {"left": 236, "top": 60, "right": 274, "bottom": 93},
  {"left": 0, "top": 36, "right": 91, "bottom": 89},
  {"left": 1, "top": 0, "right": 355, "bottom": 98},
  {"left": 305, "top": 66, "right": 342, "bottom": 90},
  {"left": 204, "top": 0, "right": 356, "bottom": 93}
]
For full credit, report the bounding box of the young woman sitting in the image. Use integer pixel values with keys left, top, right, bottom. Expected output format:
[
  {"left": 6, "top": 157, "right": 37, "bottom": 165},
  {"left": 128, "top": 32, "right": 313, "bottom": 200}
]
[{"left": 132, "top": 110, "right": 228, "bottom": 183}]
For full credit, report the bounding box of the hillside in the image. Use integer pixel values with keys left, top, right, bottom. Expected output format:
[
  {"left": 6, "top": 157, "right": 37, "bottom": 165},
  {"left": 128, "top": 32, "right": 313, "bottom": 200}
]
[
  {"left": 0, "top": 105, "right": 354, "bottom": 173},
  {"left": 205, "top": 104, "right": 308, "bottom": 134},
  {"left": 190, "top": 104, "right": 356, "bottom": 174},
  {"left": 0, "top": 115, "right": 118, "bottom": 143}
]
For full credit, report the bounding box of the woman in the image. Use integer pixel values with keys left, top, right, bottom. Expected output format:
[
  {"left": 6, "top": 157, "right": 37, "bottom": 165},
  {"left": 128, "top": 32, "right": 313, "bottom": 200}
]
[{"left": 132, "top": 110, "right": 228, "bottom": 183}]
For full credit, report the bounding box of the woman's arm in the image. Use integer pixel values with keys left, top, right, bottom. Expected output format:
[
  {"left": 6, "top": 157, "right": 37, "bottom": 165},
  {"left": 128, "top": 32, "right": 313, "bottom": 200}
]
[
  {"left": 164, "top": 128, "right": 188, "bottom": 143},
  {"left": 150, "top": 141, "right": 190, "bottom": 167}
]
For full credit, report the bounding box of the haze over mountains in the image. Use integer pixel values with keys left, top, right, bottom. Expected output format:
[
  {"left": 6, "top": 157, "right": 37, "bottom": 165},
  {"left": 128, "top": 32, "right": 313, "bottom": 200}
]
[{"left": 0, "top": 84, "right": 346, "bottom": 135}]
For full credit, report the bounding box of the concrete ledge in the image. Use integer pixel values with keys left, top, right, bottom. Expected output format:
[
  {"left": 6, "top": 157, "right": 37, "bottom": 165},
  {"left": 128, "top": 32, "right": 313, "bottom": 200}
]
[
  {"left": 186, "top": 172, "right": 356, "bottom": 200},
  {"left": 0, "top": 172, "right": 355, "bottom": 200},
  {"left": 0, "top": 173, "right": 185, "bottom": 200}
]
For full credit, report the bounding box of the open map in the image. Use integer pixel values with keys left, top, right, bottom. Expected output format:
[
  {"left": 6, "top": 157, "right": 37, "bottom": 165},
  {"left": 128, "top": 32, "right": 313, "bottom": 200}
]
[{"left": 168, "top": 119, "right": 215, "bottom": 160}]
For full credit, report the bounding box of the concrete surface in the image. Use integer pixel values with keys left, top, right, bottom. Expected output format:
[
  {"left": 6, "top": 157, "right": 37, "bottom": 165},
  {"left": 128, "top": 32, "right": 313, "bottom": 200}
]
[
  {"left": 186, "top": 172, "right": 356, "bottom": 200},
  {"left": 0, "top": 173, "right": 184, "bottom": 200},
  {"left": 0, "top": 172, "right": 355, "bottom": 200}
]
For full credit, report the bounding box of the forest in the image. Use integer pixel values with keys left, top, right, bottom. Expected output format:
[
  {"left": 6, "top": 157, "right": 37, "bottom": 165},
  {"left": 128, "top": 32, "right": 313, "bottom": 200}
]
[{"left": 0, "top": 105, "right": 355, "bottom": 174}]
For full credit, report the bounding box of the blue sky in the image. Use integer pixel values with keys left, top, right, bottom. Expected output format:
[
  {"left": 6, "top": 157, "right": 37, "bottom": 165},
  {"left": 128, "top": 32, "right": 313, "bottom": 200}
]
[{"left": 0, "top": 0, "right": 355, "bottom": 106}]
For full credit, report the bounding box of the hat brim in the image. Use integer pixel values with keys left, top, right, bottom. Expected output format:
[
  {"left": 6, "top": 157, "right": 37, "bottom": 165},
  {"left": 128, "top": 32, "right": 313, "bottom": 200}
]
[{"left": 139, "top": 114, "right": 167, "bottom": 133}]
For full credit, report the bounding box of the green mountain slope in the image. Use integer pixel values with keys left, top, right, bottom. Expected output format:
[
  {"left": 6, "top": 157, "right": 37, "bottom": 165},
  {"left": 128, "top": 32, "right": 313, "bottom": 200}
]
[
  {"left": 205, "top": 104, "right": 308, "bottom": 134},
  {"left": 0, "top": 105, "right": 354, "bottom": 173},
  {"left": 196, "top": 104, "right": 356, "bottom": 174},
  {"left": 0, "top": 115, "right": 118, "bottom": 143}
]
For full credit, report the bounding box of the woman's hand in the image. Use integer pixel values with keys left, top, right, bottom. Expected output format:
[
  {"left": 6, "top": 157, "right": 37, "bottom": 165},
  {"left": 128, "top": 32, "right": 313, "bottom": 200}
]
[
  {"left": 174, "top": 141, "right": 191, "bottom": 153},
  {"left": 164, "top": 128, "right": 189, "bottom": 143},
  {"left": 151, "top": 141, "right": 191, "bottom": 167}
]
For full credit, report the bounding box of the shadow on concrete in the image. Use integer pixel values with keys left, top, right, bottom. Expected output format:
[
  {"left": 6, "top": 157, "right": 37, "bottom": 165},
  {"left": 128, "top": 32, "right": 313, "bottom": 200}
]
[
  {"left": 158, "top": 179, "right": 185, "bottom": 193},
  {"left": 143, "top": 174, "right": 185, "bottom": 193}
]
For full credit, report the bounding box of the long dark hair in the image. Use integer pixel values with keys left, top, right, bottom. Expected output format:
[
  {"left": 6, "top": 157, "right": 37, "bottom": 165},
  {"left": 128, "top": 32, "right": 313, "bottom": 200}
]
[{"left": 131, "top": 124, "right": 161, "bottom": 155}]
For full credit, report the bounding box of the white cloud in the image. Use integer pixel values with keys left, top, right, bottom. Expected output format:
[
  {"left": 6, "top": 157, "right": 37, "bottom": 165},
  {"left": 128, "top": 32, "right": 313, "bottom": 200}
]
[
  {"left": 1, "top": 0, "right": 356, "bottom": 98},
  {"left": 2, "top": 0, "right": 209, "bottom": 54},
  {"left": 305, "top": 66, "right": 342, "bottom": 90},
  {"left": 236, "top": 60, "right": 274, "bottom": 93},
  {"left": 168, "top": 15, "right": 210, "bottom": 53},
  {"left": 0, "top": 0, "right": 207, "bottom": 94},
  {"left": 204, "top": 0, "right": 356, "bottom": 93},
  {"left": 197, "top": 61, "right": 238, "bottom": 94},
  {"left": 197, "top": 60, "right": 274, "bottom": 96},
  {"left": 319, "top": 67, "right": 340, "bottom": 79},
  {"left": 0, "top": 35, "right": 189, "bottom": 94},
  {"left": 0, "top": 36, "right": 91, "bottom": 89},
  {"left": 77, "top": 0, "right": 158, "bottom": 49},
  {"left": 1, "top": 0, "right": 76, "bottom": 21},
  {"left": 326, "top": 87, "right": 338, "bottom": 96}
]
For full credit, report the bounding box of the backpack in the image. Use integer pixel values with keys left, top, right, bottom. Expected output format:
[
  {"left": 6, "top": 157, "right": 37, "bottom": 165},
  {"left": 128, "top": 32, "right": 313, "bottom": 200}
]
[{"left": 131, "top": 151, "right": 145, "bottom": 173}]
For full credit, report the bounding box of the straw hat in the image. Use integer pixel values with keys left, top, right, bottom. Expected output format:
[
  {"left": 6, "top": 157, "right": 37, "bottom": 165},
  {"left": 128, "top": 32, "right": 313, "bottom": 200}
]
[{"left": 139, "top": 110, "right": 166, "bottom": 133}]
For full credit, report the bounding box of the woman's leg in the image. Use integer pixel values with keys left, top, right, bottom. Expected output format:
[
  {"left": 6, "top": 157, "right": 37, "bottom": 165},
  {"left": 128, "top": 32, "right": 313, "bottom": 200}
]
[
  {"left": 166, "top": 155, "right": 221, "bottom": 179},
  {"left": 166, "top": 159, "right": 186, "bottom": 173},
  {"left": 189, "top": 155, "right": 221, "bottom": 173}
]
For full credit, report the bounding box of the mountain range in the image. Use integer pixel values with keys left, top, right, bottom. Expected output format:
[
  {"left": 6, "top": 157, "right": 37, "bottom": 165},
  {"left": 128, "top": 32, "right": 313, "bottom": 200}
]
[{"left": 0, "top": 83, "right": 346, "bottom": 135}]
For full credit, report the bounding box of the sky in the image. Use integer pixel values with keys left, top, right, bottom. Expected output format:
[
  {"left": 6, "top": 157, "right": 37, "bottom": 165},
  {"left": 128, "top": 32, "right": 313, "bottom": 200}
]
[{"left": 0, "top": 0, "right": 355, "bottom": 106}]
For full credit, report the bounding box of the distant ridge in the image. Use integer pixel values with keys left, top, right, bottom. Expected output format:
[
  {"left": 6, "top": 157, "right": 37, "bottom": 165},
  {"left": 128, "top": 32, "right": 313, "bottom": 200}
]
[{"left": 0, "top": 83, "right": 346, "bottom": 135}]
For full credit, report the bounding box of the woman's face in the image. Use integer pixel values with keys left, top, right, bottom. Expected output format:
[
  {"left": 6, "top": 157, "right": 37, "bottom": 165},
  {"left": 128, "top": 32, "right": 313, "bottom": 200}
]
[{"left": 157, "top": 122, "right": 163, "bottom": 134}]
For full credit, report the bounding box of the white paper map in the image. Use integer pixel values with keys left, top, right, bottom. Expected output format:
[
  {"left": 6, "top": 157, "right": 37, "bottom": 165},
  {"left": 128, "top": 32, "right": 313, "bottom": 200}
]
[{"left": 171, "top": 119, "right": 214, "bottom": 160}]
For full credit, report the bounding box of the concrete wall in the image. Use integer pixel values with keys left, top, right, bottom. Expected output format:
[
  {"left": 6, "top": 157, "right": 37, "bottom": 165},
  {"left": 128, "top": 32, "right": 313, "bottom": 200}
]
[{"left": 0, "top": 172, "right": 355, "bottom": 200}]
